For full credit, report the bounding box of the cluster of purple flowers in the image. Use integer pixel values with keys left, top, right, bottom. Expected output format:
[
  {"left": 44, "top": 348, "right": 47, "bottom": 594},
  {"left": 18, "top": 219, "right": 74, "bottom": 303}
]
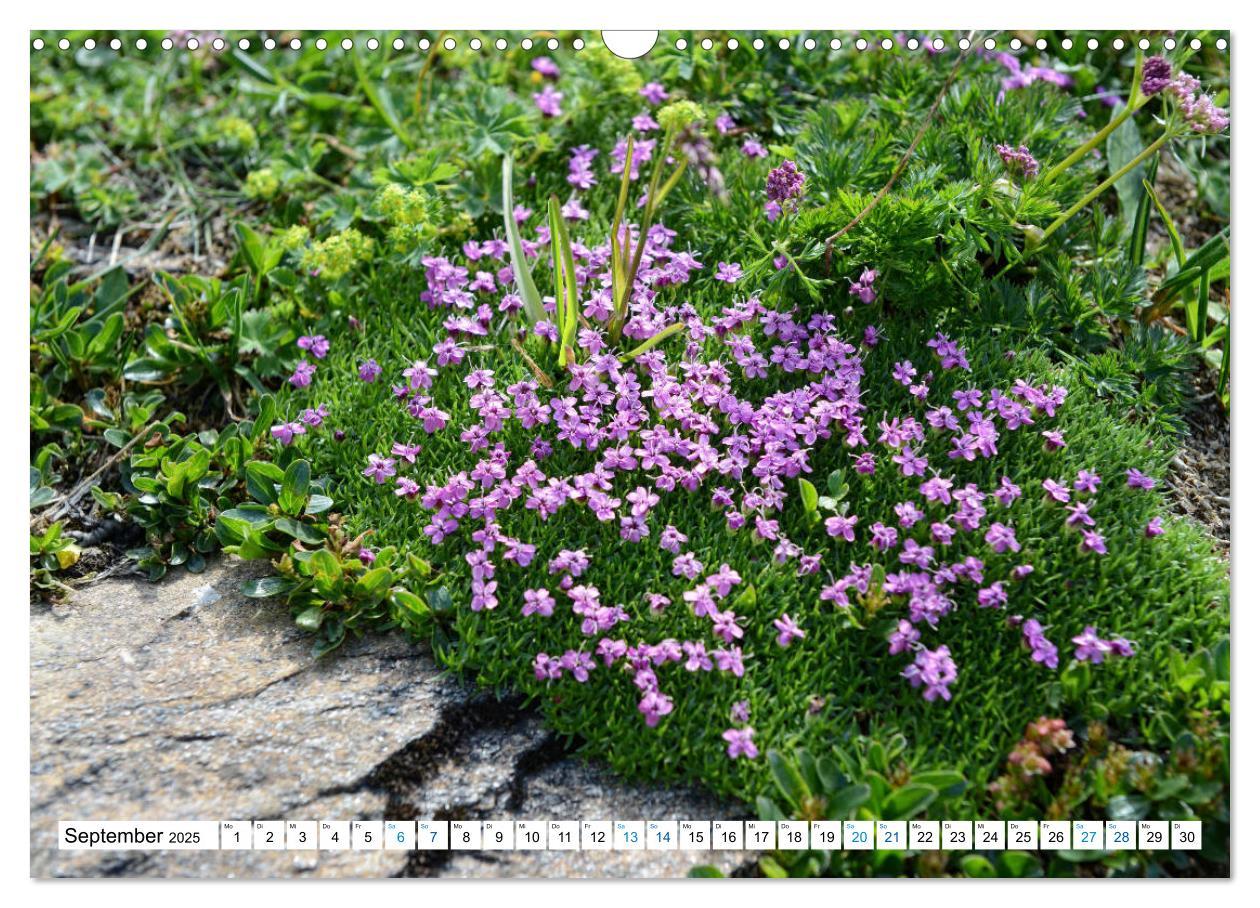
[
  {"left": 271, "top": 110, "right": 1165, "bottom": 758},
  {"left": 765, "top": 159, "right": 805, "bottom": 210},
  {"left": 847, "top": 267, "right": 878, "bottom": 305},
  {"left": 990, "top": 51, "right": 1073, "bottom": 103},
  {"left": 995, "top": 143, "right": 1040, "bottom": 179},
  {"left": 1142, "top": 57, "right": 1229, "bottom": 133},
  {"left": 568, "top": 145, "right": 599, "bottom": 190}
]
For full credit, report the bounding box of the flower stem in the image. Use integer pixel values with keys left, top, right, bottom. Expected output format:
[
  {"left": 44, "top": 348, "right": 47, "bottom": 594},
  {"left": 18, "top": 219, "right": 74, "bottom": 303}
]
[
  {"left": 1040, "top": 131, "right": 1171, "bottom": 243},
  {"left": 1041, "top": 48, "right": 1148, "bottom": 186}
]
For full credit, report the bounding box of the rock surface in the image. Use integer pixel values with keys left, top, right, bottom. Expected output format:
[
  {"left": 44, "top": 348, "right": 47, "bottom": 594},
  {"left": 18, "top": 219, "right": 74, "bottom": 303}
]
[{"left": 30, "top": 559, "right": 752, "bottom": 878}]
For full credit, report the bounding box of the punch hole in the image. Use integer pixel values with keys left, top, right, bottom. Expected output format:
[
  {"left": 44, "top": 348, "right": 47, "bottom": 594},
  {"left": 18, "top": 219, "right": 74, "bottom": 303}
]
[{"left": 602, "top": 31, "right": 657, "bottom": 59}]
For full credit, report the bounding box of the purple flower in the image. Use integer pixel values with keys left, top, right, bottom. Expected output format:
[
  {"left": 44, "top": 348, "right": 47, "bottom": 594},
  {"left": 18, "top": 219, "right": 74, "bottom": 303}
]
[
  {"left": 270, "top": 421, "right": 306, "bottom": 446},
  {"left": 825, "top": 514, "right": 858, "bottom": 542},
  {"left": 358, "top": 547, "right": 376, "bottom": 566},
  {"left": 673, "top": 552, "right": 704, "bottom": 580},
  {"left": 993, "top": 476, "right": 1022, "bottom": 507},
  {"left": 766, "top": 159, "right": 805, "bottom": 206},
  {"left": 289, "top": 360, "right": 316, "bottom": 388},
  {"left": 1126, "top": 468, "right": 1156, "bottom": 491},
  {"left": 533, "top": 85, "right": 563, "bottom": 118},
  {"left": 892, "top": 360, "right": 918, "bottom": 386},
  {"left": 1022, "top": 618, "right": 1059, "bottom": 669},
  {"left": 977, "top": 581, "right": 1007, "bottom": 609},
  {"left": 297, "top": 334, "right": 330, "bottom": 359},
  {"left": 707, "top": 563, "right": 742, "bottom": 597},
  {"left": 730, "top": 700, "right": 750, "bottom": 723},
  {"left": 902, "top": 645, "right": 957, "bottom": 702},
  {"left": 640, "top": 82, "right": 668, "bottom": 105},
  {"left": 741, "top": 138, "right": 768, "bottom": 158},
  {"left": 531, "top": 56, "right": 559, "bottom": 79},
  {"left": 1146, "top": 516, "right": 1165, "bottom": 538},
  {"left": 1141, "top": 56, "right": 1173, "bottom": 95},
  {"left": 391, "top": 441, "right": 422, "bottom": 463},
  {"left": 985, "top": 522, "right": 1021, "bottom": 554},
  {"left": 849, "top": 267, "right": 879, "bottom": 304},
  {"left": 638, "top": 690, "right": 673, "bottom": 727},
  {"left": 888, "top": 619, "right": 920, "bottom": 655},
  {"left": 722, "top": 726, "right": 758, "bottom": 759},
  {"left": 1080, "top": 530, "right": 1108, "bottom": 555},
  {"left": 363, "top": 454, "right": 396, "bottom": 484},
  {"left": 1042, "top": 479, "right": 1071, "bottom": 503},
  {"left": 358, "top": 359, "right": 382, "bottom": 383},
  {"left": 773, "top": 613, "right": 805, "bottom": 647},
  {"left": 1071, "top": 625, "right": 1111, "bottom": 664},
  {"left": 523, "top": 588, "right": 556, "bottom": 617},
  {"left": 1041, "top": 430, "right": 1066, "bottom": 451},
  {"left": 1065, "top": 501, "right": 1094, "bottom": 528},
  {"left": 995, "top": 143, "right": 1040, "bottom": 178},
  {"left": 1074, "top": 470, "right": 1101, "bottom": 494},
  {"left": 715, "top": 261, "right": 743, "bottom": 283}
]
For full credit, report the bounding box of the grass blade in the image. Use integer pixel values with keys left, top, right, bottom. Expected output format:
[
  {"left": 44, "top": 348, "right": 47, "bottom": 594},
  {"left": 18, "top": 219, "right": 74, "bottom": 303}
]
[{"left": 502, "top": 155, "right": 546, "bottom": 325}]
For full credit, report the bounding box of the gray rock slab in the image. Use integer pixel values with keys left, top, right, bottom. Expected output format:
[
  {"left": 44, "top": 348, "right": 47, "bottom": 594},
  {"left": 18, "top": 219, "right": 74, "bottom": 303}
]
[{"left": 31, "top": 559, "right": 752, "bottom": 878}]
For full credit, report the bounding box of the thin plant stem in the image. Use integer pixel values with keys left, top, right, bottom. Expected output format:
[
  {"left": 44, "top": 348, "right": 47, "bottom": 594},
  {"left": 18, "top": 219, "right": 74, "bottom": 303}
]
[{"left": 1040, "top": 132, "right": 1171, "bottom": 243}]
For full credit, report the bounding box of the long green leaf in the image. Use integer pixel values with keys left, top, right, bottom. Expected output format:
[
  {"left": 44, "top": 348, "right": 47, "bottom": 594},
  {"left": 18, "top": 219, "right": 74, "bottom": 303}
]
[
  {"left": 548, "top": 195, "right": 579, "bottom": 367},
  {"left": 618, "top": 321, "right": 685, "bottom": 362},
  {"left": 502, "top": 155, "right": 546, "bottom": 325}
]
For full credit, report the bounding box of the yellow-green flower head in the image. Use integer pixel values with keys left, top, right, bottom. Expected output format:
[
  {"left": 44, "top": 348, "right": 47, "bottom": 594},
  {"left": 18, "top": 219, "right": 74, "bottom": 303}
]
[
  {"left": 657, "top": 100, "right": 705, "bottom": 132},
  {"left": 277, "top": 224, "right": 310, "bottom": 252},
  {"left": 301, "top": 228, "right": 374, "bottom": 281},
  {"left": 215, "top": 116, "right": 257, "bottom": 149},
  {"left": 244, "top": 168, "right": 279, "bottom": 200}
]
